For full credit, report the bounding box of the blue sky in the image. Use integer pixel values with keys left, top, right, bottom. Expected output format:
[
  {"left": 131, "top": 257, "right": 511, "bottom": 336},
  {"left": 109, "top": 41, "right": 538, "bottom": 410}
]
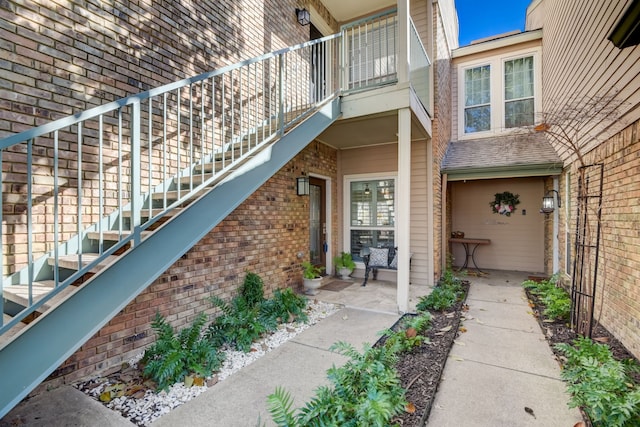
[{"left": 455, "top": 0, "right": 532, "bottom": 46}]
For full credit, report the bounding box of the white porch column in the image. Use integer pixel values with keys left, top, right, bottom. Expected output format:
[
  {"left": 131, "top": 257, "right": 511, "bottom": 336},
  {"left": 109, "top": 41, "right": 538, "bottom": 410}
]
[{"left": 397, "top": 107, "right": 411, "bottom": 312}]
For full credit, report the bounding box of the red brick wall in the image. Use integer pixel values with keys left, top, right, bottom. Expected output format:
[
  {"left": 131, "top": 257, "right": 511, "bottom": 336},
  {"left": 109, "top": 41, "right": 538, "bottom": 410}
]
[
  {"left": 0, "top": 0, "right": 314, "bottom": 275},
  {"left": 0, "top": 0, "right": 341, "bottom": 384},
  {"left": 48, "top": 141, "right": 337, "bottom": 383}
]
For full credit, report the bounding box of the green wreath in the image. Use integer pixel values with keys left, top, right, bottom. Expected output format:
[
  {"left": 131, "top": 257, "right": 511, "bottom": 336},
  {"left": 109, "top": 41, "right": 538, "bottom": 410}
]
[{"left": 490, "top": 191, "right": 520, "bottom": 216}]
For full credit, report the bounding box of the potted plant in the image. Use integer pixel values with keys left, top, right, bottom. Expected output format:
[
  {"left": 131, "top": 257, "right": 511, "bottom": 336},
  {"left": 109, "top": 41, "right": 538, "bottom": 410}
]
[
  {"left": 333, "top": 251, "right": 356, "bottom": 279},
  {"left": 301, "top": 261, "right": 324, "bottom": 295}
]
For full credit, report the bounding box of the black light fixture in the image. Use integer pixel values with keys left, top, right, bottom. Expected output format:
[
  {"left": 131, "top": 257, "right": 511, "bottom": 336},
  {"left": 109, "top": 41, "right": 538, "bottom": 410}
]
[
  {"left": 296, "top": 176, "right": 309, "bottom": 196},
  {"left": 364, "top": 184, "right": 371, "bottom": 195},
  {"left": 295, "top": 8, "right": 310, "bottom": 26},
  {"left": 541, "top": 189, "right": 561, "bottom": 214}
]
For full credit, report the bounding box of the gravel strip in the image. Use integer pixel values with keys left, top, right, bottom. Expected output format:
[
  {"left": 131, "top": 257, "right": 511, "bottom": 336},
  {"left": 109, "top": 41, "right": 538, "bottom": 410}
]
[{"left": 76, "top": 301, "right": 339, "bottom": 426}]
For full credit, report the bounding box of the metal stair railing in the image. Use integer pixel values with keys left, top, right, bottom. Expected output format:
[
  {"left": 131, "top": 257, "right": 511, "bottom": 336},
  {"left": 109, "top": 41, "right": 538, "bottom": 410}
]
[{"left": 0, "top": 33, "right": 341, "bottom": 339}]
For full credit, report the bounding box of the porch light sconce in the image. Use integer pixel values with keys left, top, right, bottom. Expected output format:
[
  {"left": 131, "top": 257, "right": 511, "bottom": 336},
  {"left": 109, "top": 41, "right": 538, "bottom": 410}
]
[
  {"left": 296, "top": 8, "right": 310, "bottom": 26},
  {"left": 296, "top": 176, "right": 310, "bottom": 196},
  {"left": 541, "top": 189, "right": 561, "bottom": 214},
  {"left": 364, "top": 184, "right": 371, "bottom": 195}
]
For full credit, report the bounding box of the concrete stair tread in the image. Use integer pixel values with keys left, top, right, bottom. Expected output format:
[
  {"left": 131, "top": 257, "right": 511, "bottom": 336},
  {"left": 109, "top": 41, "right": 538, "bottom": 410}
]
[{"left": 3, "top": 281, "right": 76, "bottom": 312}]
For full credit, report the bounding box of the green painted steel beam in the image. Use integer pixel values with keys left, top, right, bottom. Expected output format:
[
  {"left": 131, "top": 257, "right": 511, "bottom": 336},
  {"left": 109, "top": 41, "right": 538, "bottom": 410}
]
[
  {"left": 444, "top": 163, "right": 563, "bottom": 181},
  {"left": 0, "top": 98, "right": 341, "bottom": 418}
]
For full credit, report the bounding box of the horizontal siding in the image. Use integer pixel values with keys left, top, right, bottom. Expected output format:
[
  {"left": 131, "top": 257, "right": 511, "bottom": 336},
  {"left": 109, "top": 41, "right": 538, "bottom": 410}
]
[
  {"left": 450, "top": 178, "right": 545, "bottom": 272},
  {"left": 410, "top": 139, "right": 429, "bottom": 285},
  {"left": 542, "top": 0, "right": 640, "bottom": 161},
  {"left": 338, "top": 140, "right": 431, "bottom": 285},
  {"left": 340, "top": 143, "right": 398, "bottom": 175}
]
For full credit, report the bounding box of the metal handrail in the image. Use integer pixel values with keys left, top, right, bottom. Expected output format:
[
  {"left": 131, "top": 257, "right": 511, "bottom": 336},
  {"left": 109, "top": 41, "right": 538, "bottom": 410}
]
[
  {"left": 0, "top": 34, "right": 341, "bottom": 334},
  {"left": 0, "top": 11, "right": 433, "bottom": 337}
]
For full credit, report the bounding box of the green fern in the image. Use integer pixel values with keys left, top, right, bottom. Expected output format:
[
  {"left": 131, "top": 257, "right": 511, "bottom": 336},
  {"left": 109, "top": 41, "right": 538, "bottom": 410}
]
[
  {"left": 240, "top": 271, "right": 265, "bottom": 308},
  {"left": 417, "top": 269, "right": 465, "bottom": 312},
  {"left": 259, "top": 288, "right": 308, "bottom": 330},
  {"left": 141, "top": 312, "right": 223, "bottom": 391},
  {"left": 269, "top": 341, "right": 405, "bottom": 426},
  {"left": 556, "top": 337, "right": 640, "bottom": 426},
  {"left": 207, "top": 295, "right": 266, "bottom": 352},
  {"left": 267, "top": 386, "right": 297, "bottom": 427}
]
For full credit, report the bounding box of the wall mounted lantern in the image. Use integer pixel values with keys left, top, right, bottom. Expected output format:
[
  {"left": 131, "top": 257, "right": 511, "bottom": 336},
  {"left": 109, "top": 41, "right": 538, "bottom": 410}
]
[
  {"left": 541, "top": 189, "right": 561, "bottom": 214},
  {"left": 297, "top": 176, "right": 310, "bottom": 196},
  {"left": 364, "top": 184, "right": 371, "bottom": 195},
  {"left": 295, "top": 8, "right": 310, "bottom": 26}
]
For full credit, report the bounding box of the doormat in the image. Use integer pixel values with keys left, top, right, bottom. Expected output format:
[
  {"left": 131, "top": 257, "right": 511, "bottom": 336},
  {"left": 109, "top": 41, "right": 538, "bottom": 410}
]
[{"left": 321, "top": 279, "right": 354, "bottom": 292}]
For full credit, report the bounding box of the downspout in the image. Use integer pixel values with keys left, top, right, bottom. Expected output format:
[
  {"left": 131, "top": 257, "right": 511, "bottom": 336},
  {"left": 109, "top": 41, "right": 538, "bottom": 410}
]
[{"left": 553, "top": 176, "right": 560, "bottom": 274}]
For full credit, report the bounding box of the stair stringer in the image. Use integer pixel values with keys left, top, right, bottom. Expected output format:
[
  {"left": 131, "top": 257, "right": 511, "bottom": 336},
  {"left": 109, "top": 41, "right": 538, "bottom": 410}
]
[{"left": 0, "top": 97, "right": 341, "bottom": 418}]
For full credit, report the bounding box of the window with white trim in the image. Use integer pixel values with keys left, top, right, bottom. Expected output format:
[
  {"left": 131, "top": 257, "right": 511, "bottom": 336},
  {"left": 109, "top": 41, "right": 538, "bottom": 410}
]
[
  {"left": 458, "top": 49, "right": 540, "bottom": 137},
  {"left": 348, "top": 178, "right": 395, "bottom": 261}
]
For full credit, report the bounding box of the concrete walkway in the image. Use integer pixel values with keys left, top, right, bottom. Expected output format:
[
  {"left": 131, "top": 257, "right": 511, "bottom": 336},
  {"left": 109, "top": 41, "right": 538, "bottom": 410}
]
[
  {"left": 151, "top": 306, "right": 399, "bottom": 426},
  {"left": 1, "top": 273, "right": 584, "bottom": 426},
  {"left": 427, "top": 271, "right": 583, "bottom": 426}
]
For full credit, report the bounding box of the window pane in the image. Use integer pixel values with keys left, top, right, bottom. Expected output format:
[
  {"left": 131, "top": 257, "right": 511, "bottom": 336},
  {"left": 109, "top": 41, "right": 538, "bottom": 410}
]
[
  {"left": 375, "top": 180, "right": 395, "bottom": 226},
  {"left": 504, "top": 56, "right": 534, "bottom": 101},
  {"left": 464, "top": 105, "right": 491, "bottom": 132},
  {"left": 349, "top": 179, "right": 395, "bottom": 261},
  {"left": 350, "top": 230, "right": 395, "bottom": 262},
  {"left": 350, "top": 181, "right": 373, "bottom": 226},
  {"left": 505, "top": 98, "right": 534, "bottom": 127},
  {"left": 464, "top": 65, "right": 490, "bottom": 107}
]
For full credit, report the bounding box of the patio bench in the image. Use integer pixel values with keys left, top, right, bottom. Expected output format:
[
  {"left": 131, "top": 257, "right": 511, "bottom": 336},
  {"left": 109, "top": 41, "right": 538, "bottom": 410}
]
[{"left": 360, "top": 246, "right": 412, "bottom": 286}]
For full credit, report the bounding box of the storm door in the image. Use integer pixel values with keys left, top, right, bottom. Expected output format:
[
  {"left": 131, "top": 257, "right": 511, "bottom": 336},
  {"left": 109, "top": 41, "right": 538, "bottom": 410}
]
[{"left": 309, "top": 177, "right": 326, "bottom": 268}]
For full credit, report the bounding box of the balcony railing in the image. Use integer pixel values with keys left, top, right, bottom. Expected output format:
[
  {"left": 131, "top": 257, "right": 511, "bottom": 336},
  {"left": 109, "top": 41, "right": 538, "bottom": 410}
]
[
  {"left": 410, "top": 19, "right": 431, "bottom": 114},
  {"left": 342, "top": 11, "right": 399, "bottom": 92},
  {"left": 341, "top": 10, "right": 431, "bottom": 116}
]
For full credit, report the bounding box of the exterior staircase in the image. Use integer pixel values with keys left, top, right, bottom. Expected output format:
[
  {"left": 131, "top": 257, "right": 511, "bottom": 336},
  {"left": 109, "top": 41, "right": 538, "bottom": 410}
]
[
  {"left": 0, "top": 8, "right": 430, "bottom": 416},
  {"left": 0, "top": 34, "right": 341, "bottom": 417}
]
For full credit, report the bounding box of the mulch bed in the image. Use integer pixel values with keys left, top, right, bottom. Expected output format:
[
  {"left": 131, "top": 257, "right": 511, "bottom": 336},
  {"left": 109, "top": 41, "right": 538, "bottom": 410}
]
[
  {"left": 376, "top": 281, "right": 470, "bottom": 427},
  {"left": 524, "top": 287, "right": 640, "bottom": 426},
  {"left": 375, "top": 281, "right": 639, "bottom": 427}
]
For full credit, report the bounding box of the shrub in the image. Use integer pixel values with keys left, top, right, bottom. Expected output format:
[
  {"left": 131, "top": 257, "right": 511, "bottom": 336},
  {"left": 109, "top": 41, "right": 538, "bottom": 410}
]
[
  {"left": 268, "top": 342, "right": 406, "bottom": 426},
  {"left": 417, "top": 270, "right": 464, "bottom": 312},
  {"left": 208, "top": 272, "right": 308, "bottom": 353},
  {"left": 523, "top": 276, "right": 571, "bottom": 321},
  {"left": 382, "top": 312, "right": 432, "bottom": 353},
  {"left": 141, "top": 312, "right": 223, "bottom": 391},
  {"left": 556, "top": 337, "right": 640, "bottom": 427},
  {"left": 259, "top": 287, "right": 308, "bottom": 329},
  {"left": 207, "top": 295, "right": 266, "bottom": 353},
  {"left": 239, "top": 271, "right": 265, "bottom": 307}
]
